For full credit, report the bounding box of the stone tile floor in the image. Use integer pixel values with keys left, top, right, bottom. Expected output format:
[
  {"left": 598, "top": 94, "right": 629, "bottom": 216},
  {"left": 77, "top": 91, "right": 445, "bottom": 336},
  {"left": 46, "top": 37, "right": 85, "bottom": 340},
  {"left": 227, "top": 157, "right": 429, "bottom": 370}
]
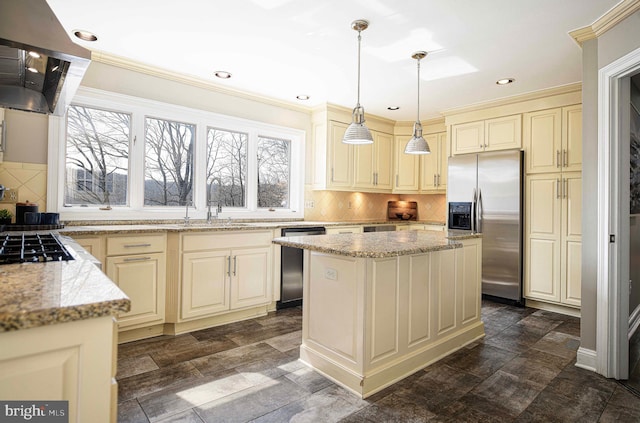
[{"left": 117, "top": 300, "right": 640, "bottom": 422}]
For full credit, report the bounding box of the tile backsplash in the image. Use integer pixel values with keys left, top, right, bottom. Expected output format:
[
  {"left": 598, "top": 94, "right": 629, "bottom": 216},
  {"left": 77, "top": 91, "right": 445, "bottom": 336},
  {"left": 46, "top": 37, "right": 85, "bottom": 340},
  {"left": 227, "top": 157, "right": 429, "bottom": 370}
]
[
  {"left": 304, "top": 187, "right": 446, "bottom": 223},
  {"left": 0, "top": 162, "right": 47, "bottom": 221}
]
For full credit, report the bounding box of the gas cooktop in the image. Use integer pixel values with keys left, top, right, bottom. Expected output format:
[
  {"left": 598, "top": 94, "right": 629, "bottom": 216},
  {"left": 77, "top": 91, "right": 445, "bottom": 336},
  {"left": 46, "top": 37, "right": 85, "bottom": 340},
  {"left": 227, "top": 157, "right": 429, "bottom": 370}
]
[{"left": 0, "top": 233, "right": 74, "bottom": 264}]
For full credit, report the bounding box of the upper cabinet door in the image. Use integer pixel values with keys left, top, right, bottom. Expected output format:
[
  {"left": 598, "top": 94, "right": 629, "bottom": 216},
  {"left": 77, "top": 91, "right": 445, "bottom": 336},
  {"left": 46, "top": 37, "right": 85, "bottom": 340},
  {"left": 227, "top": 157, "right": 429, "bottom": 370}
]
[
  {"left": 328, "top": 121, "right": 353, "bottom": 189},
  {"left": 485, "top": 115, "right": 522, "bottom": 152},
  {"left": 524, "top": 108, "right": 562, "bottom": 174},
  {"left": 437, "top": 132, "right": 448, "bottom": 189},
  {"left": 420, "top": 133, "right": 439, "bottom": 190},
  {"left": 452, "top": 121, "right": 484, "bottom": 155},
  {"left": 394, "top": 136, "right": 420, "bottom": 192},
  {"left": 374, "top": 132, "right": 394, "bottom": 190},
  {"left": 562, "top": 105, "right": 582, "bottom": 172},
  {"left": 353, "top": 140, "right": 375, "bottom": 189}
]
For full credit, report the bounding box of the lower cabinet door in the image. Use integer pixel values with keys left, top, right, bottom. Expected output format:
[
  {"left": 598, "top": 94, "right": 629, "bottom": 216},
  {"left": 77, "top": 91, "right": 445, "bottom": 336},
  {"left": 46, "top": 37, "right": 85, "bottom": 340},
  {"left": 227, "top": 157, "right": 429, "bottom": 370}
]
[
  {"left": 106, "top": 252, "right": 166, "bottom": 329},
  {"left": 230, "top": 247, "right": 271, "bottom": 309},
  {"left": 181, "top": 250, "right": 230, "bottom": 320}
]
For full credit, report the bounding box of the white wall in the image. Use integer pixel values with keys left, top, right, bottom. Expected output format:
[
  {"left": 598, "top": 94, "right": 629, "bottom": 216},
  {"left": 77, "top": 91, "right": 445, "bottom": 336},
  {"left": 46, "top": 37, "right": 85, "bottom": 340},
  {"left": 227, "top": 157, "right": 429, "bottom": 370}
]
[{"left": 581, "top": 9, "right": 640, "bottom": 351}]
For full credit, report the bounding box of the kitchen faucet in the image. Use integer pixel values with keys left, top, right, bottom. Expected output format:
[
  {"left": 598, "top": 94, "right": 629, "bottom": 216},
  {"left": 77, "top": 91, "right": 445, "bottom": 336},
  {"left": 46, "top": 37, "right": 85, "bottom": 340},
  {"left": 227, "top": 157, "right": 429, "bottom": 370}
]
[
  {"left": 184, "top": 200, "right": 190, "bottom": 226},
  {"left": 206, "top": 183, "right": 222, "bottom": 224}
]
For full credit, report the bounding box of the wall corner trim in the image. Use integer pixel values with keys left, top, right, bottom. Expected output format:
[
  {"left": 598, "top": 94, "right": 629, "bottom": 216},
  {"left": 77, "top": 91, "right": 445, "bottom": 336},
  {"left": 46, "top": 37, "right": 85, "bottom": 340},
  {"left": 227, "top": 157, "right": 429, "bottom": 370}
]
[
  {"left": 570, "top": 0, "right": 640, "bottom": 45},
  {"left": 576, "top": 347, "right": 598, "bottom": 373}
]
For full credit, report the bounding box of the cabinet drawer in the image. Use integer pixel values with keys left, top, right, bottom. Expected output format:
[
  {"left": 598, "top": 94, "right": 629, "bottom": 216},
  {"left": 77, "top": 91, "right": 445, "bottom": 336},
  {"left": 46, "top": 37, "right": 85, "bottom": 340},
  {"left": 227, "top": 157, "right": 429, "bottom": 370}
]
[
  {"left": 182, "top": 231, "right": 273, "bottom": 252},
  {"left": 107, "top": 234, "right": 166, "bottom": 256}
]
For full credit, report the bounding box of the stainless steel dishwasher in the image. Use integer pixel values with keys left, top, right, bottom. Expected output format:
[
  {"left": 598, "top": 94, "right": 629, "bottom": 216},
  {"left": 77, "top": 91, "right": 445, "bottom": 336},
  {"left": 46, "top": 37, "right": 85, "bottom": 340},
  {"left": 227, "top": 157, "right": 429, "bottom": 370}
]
[{"left": 278, "top": 226, "right": 326, "bottom": 309}]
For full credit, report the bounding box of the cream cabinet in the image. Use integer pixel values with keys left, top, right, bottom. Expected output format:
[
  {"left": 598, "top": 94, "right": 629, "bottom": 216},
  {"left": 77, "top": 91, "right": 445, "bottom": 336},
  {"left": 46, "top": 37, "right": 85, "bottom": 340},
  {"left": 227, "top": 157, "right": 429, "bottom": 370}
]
[
  {"left": 72, "top": 236, "right": 105, "bottom": 265},
  {"left": 393, "top": 135, "right": 420, "bottom": 193},
  {"left": 524, "top": 105, "right": 582, "bottom": 174},
  {"left": 524, "top": 172, "right": 581, "bottom": 307},
  {"left": 409, "top": 223, "right": 446, "bottom": 232},
  {"left": 180, "top": 231, "right": 272, "bottom": 321},
  {"left": 314, "top": 119, "right": 394, "bottom": 192},
  {"left": 420, "top": 132, "right": 448, "bottom": 191},
  {"left": 105, "top": 234, "right": 166, "bottom": 330},
  {"left": 353, "top": 131, "right": 394, "bottom": 191},
  {"left": 451, "top": 115, "right": 522, "bottom": 155},
  {"left": 325, "top": 225, "right": 363, "bottom": 234},
  {"left": 0, "top": 316, "right": 117, "bottom": 423}
]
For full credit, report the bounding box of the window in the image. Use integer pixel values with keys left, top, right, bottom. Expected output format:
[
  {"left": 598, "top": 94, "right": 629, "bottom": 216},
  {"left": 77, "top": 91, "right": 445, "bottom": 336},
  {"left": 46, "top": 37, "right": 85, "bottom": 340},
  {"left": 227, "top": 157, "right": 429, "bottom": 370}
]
[
  {"left": 144, "top": 118, "right": 195, "bottom": 206},
  {"left": 65, "top": 105, "right": 130, "bottom": 206},
  {"left": 257, "top": 136, "right": 290, "bottom": 208},
  {"left": 207, "top": 128, "right": 248, "bottom": 208},
  {"left": 49, "top": 88, "right": 305, "bottom": 220}
]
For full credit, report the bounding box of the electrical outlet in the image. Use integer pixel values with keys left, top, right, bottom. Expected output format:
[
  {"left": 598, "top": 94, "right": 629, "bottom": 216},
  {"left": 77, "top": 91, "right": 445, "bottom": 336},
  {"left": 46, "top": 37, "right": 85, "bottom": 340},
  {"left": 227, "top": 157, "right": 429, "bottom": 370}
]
[
  {"left": 0, "top": 188, "right": 18, "bottom": 203},
  {"left": 305, "top": 200, "right": 314, "bottom": 208},
  {"left": 324, "top": 267, "right": 337, "bottom": 280}
]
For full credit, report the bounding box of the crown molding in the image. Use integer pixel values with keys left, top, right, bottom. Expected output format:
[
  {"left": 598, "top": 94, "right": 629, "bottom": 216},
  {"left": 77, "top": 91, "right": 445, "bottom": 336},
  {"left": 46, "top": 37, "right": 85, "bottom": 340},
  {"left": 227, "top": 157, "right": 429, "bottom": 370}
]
[
  {"left": 90, "top": 50, "right": 313, "bottom": 115},
  {"left": 570, "top": 0, "right": 640, "bottom": 45},
  {"left": 442, "top": 83, "right": 582, "bottom": 118}
]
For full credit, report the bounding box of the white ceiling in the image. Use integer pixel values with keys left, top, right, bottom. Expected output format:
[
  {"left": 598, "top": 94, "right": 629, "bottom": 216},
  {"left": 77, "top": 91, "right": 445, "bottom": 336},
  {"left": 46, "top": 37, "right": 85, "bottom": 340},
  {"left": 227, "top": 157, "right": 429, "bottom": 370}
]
[{"left": 47, "top": 0, "right": 619, "bottom": 121}]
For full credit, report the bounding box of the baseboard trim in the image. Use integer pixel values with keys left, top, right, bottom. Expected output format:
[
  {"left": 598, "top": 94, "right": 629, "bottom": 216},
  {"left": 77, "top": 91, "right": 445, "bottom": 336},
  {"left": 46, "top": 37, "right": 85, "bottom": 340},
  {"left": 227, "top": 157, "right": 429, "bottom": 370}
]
[
  {"left": 576, "top": 347, "right": 598, "bottom": 373},
  {"left": 629, "top": 304, "right": 640, "bottom": 340},
  {"left": 524, "top": 299, "right": 581, "bottom": 318}
]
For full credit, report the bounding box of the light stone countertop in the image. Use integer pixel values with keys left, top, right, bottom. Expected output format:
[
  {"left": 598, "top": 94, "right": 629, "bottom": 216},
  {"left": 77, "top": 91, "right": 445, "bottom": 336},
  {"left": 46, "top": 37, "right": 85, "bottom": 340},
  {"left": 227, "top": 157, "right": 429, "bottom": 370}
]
[
  {"left": 273, "top": 230, "right": 466, "bottom": 258},
  {"left": 0, "top": 236, "right": 131, "bottom": 332},
  {"left": 57, "top": 220, "right": 446, "bottom": 236}
]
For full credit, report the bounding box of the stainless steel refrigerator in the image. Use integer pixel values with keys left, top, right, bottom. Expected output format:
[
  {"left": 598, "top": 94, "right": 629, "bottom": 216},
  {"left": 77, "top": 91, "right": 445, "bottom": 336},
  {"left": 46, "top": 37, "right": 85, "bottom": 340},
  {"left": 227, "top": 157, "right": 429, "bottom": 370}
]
[{"left": 447, "top": 150, "right": 524, "bottom": 304}]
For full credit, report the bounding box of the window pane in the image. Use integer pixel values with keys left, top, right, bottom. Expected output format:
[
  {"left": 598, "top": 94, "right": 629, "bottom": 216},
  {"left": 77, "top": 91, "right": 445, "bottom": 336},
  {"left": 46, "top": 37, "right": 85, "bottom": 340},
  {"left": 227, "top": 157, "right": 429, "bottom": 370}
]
[
  {"left": 206, "top": 128, "right": 247, "bottom": 208},
  {"left": 144, "top": 118, "right": 195, "bottom": 206},
  {"left": 65, "top": 105, "right": 130, "bottom": 206},
  {"left": 257, "top": 136, "right": 290, "bottom": 208}
]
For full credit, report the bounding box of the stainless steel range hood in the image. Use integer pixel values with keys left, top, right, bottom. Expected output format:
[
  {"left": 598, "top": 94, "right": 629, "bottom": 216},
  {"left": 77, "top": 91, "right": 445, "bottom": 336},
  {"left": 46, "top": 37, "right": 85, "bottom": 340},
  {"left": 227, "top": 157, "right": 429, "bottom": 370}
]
[{"left": 0, "top": 0, "right": 91, "bottom": 116}]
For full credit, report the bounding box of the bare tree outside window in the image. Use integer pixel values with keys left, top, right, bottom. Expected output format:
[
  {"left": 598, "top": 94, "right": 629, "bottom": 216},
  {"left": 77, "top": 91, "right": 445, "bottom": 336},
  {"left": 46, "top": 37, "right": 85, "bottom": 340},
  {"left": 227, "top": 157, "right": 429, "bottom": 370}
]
[
  {"left": 257, "top": 136, "right": 290, "bottom": 208},
  {"left": 145, "top": 118, "right": 195, "bottom": 206},
  {"left": 65, "top": 105, "right": 130, "bottom": 206},
  {"left": 206, "top": 128, "right": 247, "bottom": 207}
]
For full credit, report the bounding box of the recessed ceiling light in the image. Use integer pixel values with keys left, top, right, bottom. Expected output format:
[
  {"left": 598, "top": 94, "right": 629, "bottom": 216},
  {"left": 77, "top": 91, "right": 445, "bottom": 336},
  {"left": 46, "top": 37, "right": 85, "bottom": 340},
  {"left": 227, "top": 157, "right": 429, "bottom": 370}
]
[
  {"left": 296, "top": 94, "right": 310, "bottom": 100},
  {"left": 214, "top": 71, "right": 232, "bottom": 79},
  {"left": 73, "top": 30, "right": 98, "bottom": 42},
  {"left": 26, "top": 67, "right": 38, "bottom": 73},
  {"left": 496, "top": 78, "right": 515, "bottom": 85},
  {"left": 28, "top": 51, "right": 41, "bottom": 59},
  {"left": 387, "top": 106, "right": 400, "bottom": 111}
]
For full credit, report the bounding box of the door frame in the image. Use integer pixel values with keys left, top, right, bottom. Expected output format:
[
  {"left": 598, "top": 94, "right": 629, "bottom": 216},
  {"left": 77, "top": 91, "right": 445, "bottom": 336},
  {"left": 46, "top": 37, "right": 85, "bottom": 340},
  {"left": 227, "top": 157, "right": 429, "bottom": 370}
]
[{"left": 597, "top": 45, "right": 640, "bottom": 379}]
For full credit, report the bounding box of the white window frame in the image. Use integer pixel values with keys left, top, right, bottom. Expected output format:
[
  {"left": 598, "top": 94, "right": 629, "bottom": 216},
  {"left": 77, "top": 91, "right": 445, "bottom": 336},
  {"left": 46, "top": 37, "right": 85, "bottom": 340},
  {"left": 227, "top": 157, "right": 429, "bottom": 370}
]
[{"left": 48, "top": 87, "right": 305, "bottom": 221}]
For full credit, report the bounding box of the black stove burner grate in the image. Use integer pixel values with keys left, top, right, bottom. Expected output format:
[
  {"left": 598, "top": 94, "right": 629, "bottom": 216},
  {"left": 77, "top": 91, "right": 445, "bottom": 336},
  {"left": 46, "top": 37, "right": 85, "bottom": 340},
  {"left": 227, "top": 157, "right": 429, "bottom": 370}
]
[{"left": 0, "top": 233, "right": 74, "bottom": 264}]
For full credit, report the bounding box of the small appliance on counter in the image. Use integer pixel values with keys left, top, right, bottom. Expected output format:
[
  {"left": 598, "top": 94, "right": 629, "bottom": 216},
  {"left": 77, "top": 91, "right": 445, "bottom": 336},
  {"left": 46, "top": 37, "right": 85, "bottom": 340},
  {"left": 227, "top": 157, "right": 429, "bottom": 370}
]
[
  {"left": 15, "top": 201, "right": 39, "bottom": 224},
  {"left": 387, "top": 201, "right": 418, "bottom": 221}
]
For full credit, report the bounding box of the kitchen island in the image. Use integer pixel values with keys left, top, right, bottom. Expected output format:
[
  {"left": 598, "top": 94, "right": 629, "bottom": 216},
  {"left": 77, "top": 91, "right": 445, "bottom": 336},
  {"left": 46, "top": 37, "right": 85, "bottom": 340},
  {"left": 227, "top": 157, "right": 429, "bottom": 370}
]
[
  {"left": 0, "top": 235, "right": 130, "bottom": 423},
  {"left": 272, "top": 230, "right": 483, "bottom": 398}
]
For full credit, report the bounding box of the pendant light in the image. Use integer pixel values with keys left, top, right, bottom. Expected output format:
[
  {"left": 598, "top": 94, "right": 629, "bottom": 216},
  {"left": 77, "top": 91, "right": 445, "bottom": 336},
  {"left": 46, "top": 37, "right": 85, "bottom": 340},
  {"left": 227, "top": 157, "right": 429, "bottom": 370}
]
[
  {"left": 405, "top": 51, "right": 431, "bottom": 154},
  {"left": 343, "top": 19, "right": 373, "bottom": 145}
]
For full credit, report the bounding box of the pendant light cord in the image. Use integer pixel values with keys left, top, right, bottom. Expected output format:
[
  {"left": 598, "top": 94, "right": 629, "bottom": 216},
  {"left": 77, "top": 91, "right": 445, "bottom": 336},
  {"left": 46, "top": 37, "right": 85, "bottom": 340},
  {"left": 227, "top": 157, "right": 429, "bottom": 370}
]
[
  {"left": 356, "top": 31, "right": 362, "bottom": 108},
  {"left": 416, "top": 57, "right": 420, "bottom": 123}
]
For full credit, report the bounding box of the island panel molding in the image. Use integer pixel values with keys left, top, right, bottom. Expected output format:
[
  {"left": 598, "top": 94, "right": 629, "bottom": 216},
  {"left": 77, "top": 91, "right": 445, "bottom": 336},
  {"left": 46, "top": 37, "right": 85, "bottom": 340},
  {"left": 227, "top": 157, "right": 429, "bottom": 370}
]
[{"left": 276, "top": 232, "right": 483, "bottom": 398}]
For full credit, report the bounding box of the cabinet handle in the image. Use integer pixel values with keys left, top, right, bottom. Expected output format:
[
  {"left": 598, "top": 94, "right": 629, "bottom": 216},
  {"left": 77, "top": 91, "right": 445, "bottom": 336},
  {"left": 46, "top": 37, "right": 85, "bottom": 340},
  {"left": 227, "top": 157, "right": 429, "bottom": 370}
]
[
  {"left": 563, "top": 150, "right": 568, "bottom": 167},
  {"left": 433, "top": 174, "right": 436, "bottom": 186},
  {"left": 233, "top": 256, "right": 237, "bottom": 276},
  {"left": 556, "top": 178, "right": 561, "bottom": 199},
  {"left": 123, "top": 256, "right": 151, "bottom": 262},
  {"left": 556, "top": 150, "right": 561, "bottom": 168},
  {"left": 564, "top": 178, "right": 568, "bottom": 199},
  {"left": 437, "top": 174, "right": 441, "bottom": 186},
  {"left": 124, "top": 243, "right": 152, "bottom": 248},
  {"left": 227, "top": 256, "right": 231, "bottom": 277}
]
